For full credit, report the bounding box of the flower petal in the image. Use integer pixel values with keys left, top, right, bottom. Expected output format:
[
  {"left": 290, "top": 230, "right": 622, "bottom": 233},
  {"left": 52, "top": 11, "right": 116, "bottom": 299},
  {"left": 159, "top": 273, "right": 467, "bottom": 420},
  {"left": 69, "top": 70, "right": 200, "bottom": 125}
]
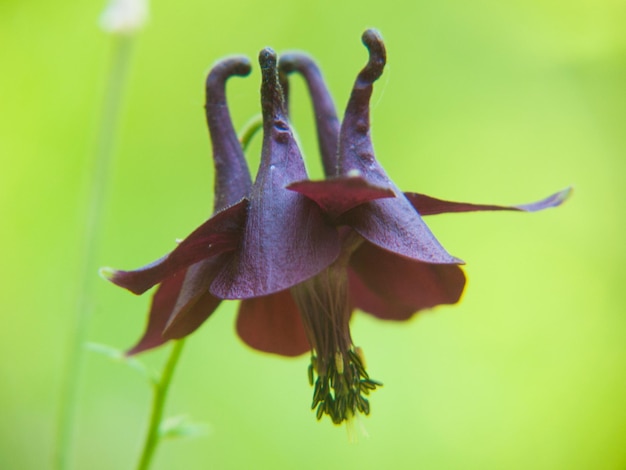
[
  {"left": 348, "top": 268, "right": 414, "bottom": 320},
  {"left": 279, "top": 53, "right": 340, "bottom": 176},
  {"left": 336, "top": 30, "right": 389, "bottom": 187},
  {"left": 164, "top": 290, "right": 221, "bottom": 340},
  {"left": 161, "top": 255, "right": 226, "bottom": 340},
  {"left": 349, "top": 242, "right": 466, "bottom": 320},
  {"left": 335, "top": 30, "right": 461, "bottom": 265},
  {"left": 210, "top": 49, "right": 340, "bottom": 299},
  {"left": 236, "top": 290, "right": 310, "bottom": 357},
  {"left": 205, "top": 56, "right": 253, "bottom": 211},
  {"left": 126, "top": 271, "right": 186, "bottom": 356},
  {"left": 287, "top": 176, "right": 395, "bottom": 218},
  {"left": 104, "top": 199, "right": 247, "bottom": 295},
  {"left": 405, "top": 187, "right": 572, "bottom": 216},
  {"left": 342, "top": 199, "right": 463, "bottom": 264}
]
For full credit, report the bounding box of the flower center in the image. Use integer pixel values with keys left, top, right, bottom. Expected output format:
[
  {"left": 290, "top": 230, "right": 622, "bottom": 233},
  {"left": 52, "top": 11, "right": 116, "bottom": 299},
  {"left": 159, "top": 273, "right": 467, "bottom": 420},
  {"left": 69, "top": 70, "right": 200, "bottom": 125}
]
[{"left": 290, "top": 234, "right": 381, "bottom": 424}]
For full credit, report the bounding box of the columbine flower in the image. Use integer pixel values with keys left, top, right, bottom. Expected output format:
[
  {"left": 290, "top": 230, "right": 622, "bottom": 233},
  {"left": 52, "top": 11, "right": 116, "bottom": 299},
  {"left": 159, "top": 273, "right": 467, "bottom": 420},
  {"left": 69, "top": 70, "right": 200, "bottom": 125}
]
[{"left": 104, "top": 30, "right": 569, "bottom": 425}]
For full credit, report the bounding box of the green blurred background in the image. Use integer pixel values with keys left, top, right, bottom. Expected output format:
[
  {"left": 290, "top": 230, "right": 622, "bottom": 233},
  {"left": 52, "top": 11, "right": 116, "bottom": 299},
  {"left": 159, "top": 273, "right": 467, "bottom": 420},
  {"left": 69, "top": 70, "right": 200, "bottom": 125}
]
[{"left": 1, "top": 0, "right": 625, "bottom": 468}]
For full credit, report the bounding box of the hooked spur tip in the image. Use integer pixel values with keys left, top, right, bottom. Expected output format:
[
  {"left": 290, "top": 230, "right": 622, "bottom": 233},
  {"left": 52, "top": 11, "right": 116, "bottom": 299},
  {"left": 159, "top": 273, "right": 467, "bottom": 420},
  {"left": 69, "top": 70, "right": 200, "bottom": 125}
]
[
  {"left": 278, "top": 52, "right": 312, "bottom": 75},
  {"left": 211, "top": 56, "right": 252, "bottom": 77},
  {"left": 227, "top": 56, "right": 252, "bottom": 77},
  {"left": 259, "top": 48, "right": 278, "bottom": 70},
  {"left": 205, "top": 56, "right": 251, "bottom": 90},
  {"left": 359, "top": 28, "right": 386, "bottom": 83},
  {"left": 278, "top": 53, "right": 298, "bottom": 74},
  {"left": 362, "top": 28, "right": 383, "bottom": 47}
]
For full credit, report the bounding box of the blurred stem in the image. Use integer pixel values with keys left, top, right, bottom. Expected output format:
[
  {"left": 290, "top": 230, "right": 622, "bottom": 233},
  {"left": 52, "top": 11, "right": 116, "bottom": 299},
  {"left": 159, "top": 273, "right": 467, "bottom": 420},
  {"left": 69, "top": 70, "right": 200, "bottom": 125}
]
[
  {"left": 136, "top": 339, "right": 186, "bottom": 470},
  {"left": 55, "top": 36, "right": 135, "bottom": 470},
  {"left": 238, "top": 114, "right": 263, "bottom": 151}
]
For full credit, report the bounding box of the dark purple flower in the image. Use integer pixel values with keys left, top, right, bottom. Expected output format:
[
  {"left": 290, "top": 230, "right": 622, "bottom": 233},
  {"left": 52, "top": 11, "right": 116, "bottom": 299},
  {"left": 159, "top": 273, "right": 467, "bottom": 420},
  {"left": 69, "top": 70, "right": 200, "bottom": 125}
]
[{"left": 104, "top": 31, "right": 569, "bottom": 425}]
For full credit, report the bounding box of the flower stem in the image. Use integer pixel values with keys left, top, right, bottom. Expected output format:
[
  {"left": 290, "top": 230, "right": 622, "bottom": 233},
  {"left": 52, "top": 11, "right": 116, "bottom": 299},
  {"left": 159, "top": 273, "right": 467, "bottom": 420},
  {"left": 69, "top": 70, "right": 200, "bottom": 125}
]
[
  {"left": 136, "top": 339, "right": 186, "bottom": 470},
  {"left": 55, "top": 36, "right": 135, "bottom": 470},
  {"left": 238, "top": 114, "right": 263, "bottom": 151}
]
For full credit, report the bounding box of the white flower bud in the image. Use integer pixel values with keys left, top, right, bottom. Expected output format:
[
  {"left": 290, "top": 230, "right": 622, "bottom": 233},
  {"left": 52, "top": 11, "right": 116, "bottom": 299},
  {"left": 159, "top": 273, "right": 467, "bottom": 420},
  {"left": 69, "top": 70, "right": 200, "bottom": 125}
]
[{"left": 99, "top": 0, "right": 149, "bottom": 35}]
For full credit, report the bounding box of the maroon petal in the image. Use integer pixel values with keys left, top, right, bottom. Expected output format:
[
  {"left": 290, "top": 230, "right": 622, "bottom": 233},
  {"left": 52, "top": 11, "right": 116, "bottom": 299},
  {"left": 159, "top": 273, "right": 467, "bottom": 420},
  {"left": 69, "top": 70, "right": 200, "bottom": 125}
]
[
  {"left": 126, "top": 271, "right": 186, "bottom": 356},
  {"left": 210, "top": 49, "right": 340, "bottom": 299},
  {"left": 104, "top": 199, "right": 247, "bottom": 295},
  {"left": 335, "top": 30, "right": 460, "bottom": 265},
  {"left": 348, "top": 268, "right": 414, "bottom": 320},
  {"left": 236, "top": 290, "right": 310, "bottom": 357},
  {"left": 279, "top": 53, "right": 340, "bottom": 177},
  {"left": 336, "top": 30, "right": 388, "bottom": 187},
  {"left": 405, "top": 187, "right": 572, "bottom": 216},
  {"left": 349, "top": 242, "right": 466, "bottom": 321},
  {"left": 161, "top": 255, "right": 226, "bottom": 340},
  {"left": 205, "top": 56, "right": 253, "bottom": 211},
  {"left": 164, "top": 290, "right": 221, "bottom": 340},
  {"left": 342, "top": 198, "right": 463, "bottom": 265},
  {"left": 287, "top": 176, "right": 395, "bottom": 218}
]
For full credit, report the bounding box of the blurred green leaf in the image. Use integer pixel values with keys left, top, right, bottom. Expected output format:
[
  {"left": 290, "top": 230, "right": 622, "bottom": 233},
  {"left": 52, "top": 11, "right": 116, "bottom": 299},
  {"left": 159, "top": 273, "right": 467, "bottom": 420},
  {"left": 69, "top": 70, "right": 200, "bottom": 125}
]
[
  {"left": 158, "top": 415, "right": 211, "bottom": 440},
  {"left": 86, "top": 342, "right": 158, "bottom": 385}
]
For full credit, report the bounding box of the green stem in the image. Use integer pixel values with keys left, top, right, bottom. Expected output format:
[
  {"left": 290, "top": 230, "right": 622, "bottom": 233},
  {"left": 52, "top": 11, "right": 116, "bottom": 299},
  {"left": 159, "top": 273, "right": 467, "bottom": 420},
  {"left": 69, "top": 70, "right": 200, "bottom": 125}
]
[
  {"left": 238, "top": 114, "right": 263, "bottom": 151},
  {"left": 55, "top": 36, "right": 135, "bottom": 470},
  {"left": 136, "top": 339, "right": 186, "bottom": 470}
]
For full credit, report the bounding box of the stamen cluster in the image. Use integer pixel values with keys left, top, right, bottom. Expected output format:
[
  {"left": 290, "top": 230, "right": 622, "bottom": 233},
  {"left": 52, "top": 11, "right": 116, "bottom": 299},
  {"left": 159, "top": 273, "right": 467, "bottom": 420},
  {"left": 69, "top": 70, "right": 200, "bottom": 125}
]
[{"left": 309, "top": 349, "right": 381, "bottom": 424}]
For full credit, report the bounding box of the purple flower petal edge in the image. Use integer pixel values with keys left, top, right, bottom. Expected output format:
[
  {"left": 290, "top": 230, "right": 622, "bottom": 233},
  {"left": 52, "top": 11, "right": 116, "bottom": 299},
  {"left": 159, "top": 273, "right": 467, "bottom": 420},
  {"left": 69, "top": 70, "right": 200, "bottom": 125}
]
[
  {"left": 405, "top": 187, "right": 572, "bottom": 216},
  {"left": 103, "top": 199, "right": 247, "bottom": 295},
  {"left": 287, "top": 176, "right": 395, "bottom": 219}
]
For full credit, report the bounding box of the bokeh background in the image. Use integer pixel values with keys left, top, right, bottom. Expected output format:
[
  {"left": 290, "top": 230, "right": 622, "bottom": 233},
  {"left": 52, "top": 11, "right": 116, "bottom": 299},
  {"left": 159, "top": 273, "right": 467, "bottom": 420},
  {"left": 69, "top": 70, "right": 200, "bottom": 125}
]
[{"left": 1, "top": 0, "right": 625, "bottom": 468}]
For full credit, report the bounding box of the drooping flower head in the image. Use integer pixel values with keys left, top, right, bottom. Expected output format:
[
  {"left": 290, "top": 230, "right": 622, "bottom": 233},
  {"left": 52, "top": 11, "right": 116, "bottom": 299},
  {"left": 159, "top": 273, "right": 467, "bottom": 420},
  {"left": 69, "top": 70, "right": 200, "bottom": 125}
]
[{"left": 103, "top": 29, "right": 570, "bottom": 426}]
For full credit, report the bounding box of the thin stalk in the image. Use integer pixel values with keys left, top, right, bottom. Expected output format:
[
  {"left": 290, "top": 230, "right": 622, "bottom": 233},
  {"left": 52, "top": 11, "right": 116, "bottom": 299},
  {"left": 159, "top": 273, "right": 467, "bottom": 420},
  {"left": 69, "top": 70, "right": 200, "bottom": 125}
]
[
  {"left": 55, "top": 36, "right": 135, "bottom": 470},
  {"left": 238, "top": 114, "right": 263, "bottom": 151},
  {"left": 136, "top": 339, "right": 186, "bottom": 470}
]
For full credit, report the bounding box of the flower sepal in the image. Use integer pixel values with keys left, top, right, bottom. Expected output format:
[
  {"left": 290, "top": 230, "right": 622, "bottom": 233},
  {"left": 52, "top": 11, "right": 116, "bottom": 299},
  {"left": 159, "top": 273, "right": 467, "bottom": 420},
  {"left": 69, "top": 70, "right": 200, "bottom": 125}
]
[
  {"left": 287, "top": 174, "right": 395, "bottom": 219},
  {"left": 406, "top": 187, "right": 572, "bottom": 216}
]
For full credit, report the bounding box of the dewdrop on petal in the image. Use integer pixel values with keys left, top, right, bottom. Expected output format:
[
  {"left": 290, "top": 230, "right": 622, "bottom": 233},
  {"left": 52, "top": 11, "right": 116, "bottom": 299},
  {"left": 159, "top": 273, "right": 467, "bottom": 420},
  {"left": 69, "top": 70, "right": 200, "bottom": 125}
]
[{"left": 99, "top": 0, "right": 148, "bottom": 35}]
